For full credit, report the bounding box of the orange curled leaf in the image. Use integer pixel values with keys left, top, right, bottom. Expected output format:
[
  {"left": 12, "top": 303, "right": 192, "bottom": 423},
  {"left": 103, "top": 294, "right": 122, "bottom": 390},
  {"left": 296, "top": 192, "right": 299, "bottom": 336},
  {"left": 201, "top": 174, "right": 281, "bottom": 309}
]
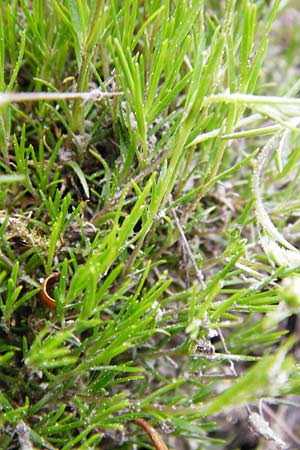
[
  {"left": 40, "top": 273, "right": 60, "bottom": 309},
  {"left": 134, "top": 418, "right": 169, "bottom": 450}
]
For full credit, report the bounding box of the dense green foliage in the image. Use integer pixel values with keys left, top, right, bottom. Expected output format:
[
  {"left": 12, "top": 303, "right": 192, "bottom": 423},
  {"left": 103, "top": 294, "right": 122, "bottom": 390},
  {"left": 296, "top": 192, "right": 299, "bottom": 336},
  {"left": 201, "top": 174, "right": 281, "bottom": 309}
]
[{"left": 1, "top": 1, "right": 300, "bottom": 449}]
